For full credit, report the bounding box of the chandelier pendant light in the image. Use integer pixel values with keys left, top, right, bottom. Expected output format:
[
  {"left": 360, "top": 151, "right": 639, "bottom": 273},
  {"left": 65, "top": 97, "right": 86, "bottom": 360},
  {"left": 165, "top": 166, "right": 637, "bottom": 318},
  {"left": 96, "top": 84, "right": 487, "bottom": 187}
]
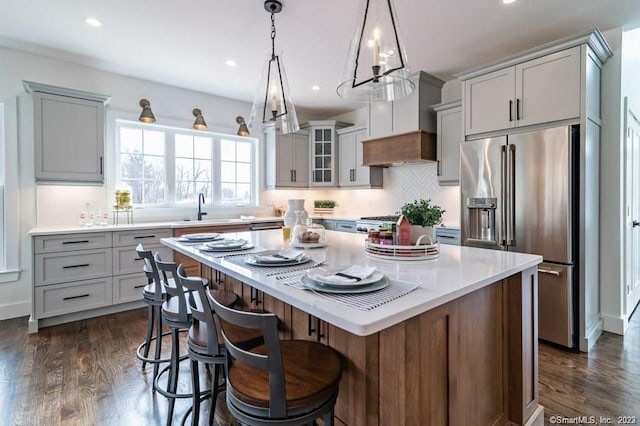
[
  {"left": 249, "top": 0, "right": 299, "bottom": 134},
  {"left": 337, "top": 0, "right": 414, "bottom": 102}
]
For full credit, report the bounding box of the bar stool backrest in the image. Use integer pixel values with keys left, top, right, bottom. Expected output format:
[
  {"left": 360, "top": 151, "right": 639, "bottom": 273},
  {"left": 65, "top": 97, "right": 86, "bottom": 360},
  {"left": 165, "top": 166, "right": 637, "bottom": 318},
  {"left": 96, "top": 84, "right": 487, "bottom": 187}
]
[
  {"left": 135, "top": 244, "right": 164, "bottom": 302},
  {"left": 176, "top": 266, "right": 224, "bottom": 357},
  {"left": 154, "top": 253, "right": 189, "bottom": 324},
  {"left": 209, "top": 296, "right": 287, "bottom": 418}
]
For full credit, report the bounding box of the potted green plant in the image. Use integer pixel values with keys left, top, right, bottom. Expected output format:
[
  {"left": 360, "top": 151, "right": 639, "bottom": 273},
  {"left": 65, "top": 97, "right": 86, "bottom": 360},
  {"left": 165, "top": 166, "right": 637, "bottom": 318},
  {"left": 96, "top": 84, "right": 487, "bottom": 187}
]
[
  {"left": 397, "top": 199, "right": 445, "bottom": 244},
  {"left": 313, "top": 199, "right": 337, "bottom": 215}
]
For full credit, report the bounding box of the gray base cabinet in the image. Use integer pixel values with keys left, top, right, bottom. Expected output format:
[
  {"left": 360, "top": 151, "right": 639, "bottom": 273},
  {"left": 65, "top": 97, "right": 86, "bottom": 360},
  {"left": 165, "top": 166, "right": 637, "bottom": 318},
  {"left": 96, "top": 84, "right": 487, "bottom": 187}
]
[{"left": 31, "top": 227, "right": 172, "bottom": 332}]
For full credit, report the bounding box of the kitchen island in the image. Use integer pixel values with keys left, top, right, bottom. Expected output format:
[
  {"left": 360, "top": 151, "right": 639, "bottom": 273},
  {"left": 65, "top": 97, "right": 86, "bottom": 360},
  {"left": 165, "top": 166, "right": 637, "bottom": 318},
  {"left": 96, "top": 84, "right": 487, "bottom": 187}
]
[{"left": 162, "top": 230, "right": 543, "bottom": 426}]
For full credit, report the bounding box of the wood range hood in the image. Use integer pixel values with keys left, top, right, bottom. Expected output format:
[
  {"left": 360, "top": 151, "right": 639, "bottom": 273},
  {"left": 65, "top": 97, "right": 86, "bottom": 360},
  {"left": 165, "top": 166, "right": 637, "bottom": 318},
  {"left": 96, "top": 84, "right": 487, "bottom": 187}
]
[{"left": 362, "top": 130, "right": 436, "bottom": 167}]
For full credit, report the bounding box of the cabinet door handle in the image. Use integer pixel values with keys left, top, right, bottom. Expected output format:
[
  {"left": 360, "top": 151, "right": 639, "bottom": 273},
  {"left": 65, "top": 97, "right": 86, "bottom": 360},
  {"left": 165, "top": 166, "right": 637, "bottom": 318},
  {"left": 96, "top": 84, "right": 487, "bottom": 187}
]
[
  {"left": 290, "top": 169, "right": 293, "bottom": 182},
  {"left": 100, "top": 156, "right": 103, "bottom": 175},
  {"left": 134, "top": 284, "right": 146, "bottom": 289},
  {"left": 62, "top": 263, "right": 90, "bottom": 269},
  {"left": 437, "top": 160, "right": 441, "bottom": 176},
  {"left": 516, "top": 98, "right": 521, "bottom": 121},
  {"left": 509, "top": 100, "right": 513, "bottom": 122},
  {"left": 294, "top": 170, "right": 297, "bottom": 182},
  {"left": 134, "top": 257, "right": 143, "bottom": 261},
  {"left": 62, "top": 240, "right": 90, "bottom": 245},
  {"left": 133, "top": 235, "right": 156, "bottom": 239},
  {"left": 63, "top": 294, "right": 90, "bottom": 301}
]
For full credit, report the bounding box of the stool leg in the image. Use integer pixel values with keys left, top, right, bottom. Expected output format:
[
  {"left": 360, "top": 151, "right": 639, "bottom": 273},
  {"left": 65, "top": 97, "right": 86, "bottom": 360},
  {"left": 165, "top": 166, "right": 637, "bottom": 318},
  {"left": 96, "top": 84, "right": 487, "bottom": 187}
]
[
  {"left": 190, "top": 359, "right": 200, "bottom": 426},
  {"left": 166, "top": 327, "right": 180, "bottom": 426},
  {"left": 322, "top": 408, "right": 335, "bottom": 426},
  {"left": 152, "top": 305, "right": 163, "bottom": 387},
  {"left": 141, "top": 304, "right": 154, "bottom": 370},
  {"left": 209, "top": 364, "right": 220, "bottom": 426}
]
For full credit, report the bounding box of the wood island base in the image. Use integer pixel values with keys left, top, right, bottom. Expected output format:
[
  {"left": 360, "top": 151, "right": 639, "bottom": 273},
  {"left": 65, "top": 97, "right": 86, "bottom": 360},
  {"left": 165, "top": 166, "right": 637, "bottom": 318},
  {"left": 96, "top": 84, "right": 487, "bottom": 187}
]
[{"left": 200, "top": 264, "right": 543, "bottom": 426}]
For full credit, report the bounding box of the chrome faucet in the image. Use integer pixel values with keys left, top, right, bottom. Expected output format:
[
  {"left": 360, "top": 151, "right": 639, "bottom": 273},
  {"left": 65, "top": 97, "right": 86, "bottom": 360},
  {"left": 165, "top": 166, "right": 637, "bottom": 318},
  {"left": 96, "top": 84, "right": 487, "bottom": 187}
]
[{"left": 197, "top": 192, "right": 207, "bottom": 221}]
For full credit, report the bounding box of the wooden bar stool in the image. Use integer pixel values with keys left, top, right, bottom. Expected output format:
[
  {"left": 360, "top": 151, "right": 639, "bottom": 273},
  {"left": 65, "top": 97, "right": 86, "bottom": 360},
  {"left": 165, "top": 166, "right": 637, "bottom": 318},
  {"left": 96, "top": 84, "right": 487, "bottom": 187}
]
[
  {"left": 135, "top": 244, "right": 171, "bottom": 386},
  {"left": 177, "top": 267, "right": 263, "bottom": 426},
  {"left": 210, "top": 296, "right": 343, "bottom": 426}
]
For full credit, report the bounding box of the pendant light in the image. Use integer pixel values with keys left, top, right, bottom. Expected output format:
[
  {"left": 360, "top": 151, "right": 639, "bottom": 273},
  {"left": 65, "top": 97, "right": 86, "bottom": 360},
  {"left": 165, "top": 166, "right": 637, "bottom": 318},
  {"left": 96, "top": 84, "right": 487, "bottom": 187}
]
[
  {"left": 192, "top": 108, "right": 207, "bottom": 130},
  {"left": 138, "top": 99, "right": 156, "bottom": 123},
  {"left": 336, "top": 0, "right": 414, "bottom": 102},
  {"left": 249, "top": 0, "right": 299, "bottom": 134}
]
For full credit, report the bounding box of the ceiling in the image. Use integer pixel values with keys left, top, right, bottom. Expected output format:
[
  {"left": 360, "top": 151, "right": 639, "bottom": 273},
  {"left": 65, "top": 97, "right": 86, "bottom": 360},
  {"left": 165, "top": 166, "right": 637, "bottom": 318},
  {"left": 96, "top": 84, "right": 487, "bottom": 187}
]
[{"left": 1, "top": 0, "right": 639, "bottom": 117}]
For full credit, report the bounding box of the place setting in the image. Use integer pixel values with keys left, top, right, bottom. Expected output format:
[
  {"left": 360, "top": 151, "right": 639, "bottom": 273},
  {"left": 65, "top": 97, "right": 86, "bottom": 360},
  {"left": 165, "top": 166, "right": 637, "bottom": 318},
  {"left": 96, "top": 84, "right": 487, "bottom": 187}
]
[
  {"left": 176, "top": 232, "right": 223, "bottom": 244},
  {"left": 244, "top": 248, "right": 310, "bottom": 266},
  {"left": 194, "top": 238, "right": 254, "bottom": 252},
  {"left": 301, "top": 265, "right": 388, "bottom": 294}
]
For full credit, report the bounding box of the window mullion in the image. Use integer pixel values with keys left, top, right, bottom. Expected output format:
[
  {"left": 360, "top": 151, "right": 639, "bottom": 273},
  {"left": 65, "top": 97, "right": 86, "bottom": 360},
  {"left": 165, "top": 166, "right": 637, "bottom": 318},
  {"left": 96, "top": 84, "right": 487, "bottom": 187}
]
[{"left": 165, "top": 131, "right": 176, "bottom": 206}]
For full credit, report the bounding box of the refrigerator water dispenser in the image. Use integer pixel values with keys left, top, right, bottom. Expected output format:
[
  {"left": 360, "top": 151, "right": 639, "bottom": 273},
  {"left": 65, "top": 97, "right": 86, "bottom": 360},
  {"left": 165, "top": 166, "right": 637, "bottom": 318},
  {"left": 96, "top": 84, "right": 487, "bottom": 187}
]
[{"left": 466, "top": 198, "right": 497, "bottom": 243}]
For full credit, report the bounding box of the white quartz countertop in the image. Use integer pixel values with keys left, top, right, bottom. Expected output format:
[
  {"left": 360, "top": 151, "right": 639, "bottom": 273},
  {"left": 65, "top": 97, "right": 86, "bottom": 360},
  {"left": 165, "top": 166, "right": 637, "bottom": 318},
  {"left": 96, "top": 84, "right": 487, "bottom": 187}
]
[
  {"left": 161, "top": 229, "right": 541, "bottom": 336},
  {"left": 28, "top": 217, "right": 285, "bottom": 236}
]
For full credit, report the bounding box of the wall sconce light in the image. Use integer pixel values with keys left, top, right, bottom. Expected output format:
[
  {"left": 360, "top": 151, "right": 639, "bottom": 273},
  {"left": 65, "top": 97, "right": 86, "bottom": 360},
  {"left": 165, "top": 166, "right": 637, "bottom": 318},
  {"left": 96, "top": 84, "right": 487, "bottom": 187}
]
[
  {"left": 138, "top": 99, "right": 156, "bottom": 123},
  {"left": 249, "top": 0, "right": 299, "bottom": 134},
  {"left": 192, "top": 108, "right": 208, "bottom": 130},
  {"left": 336, "top": 0, "right": 414, "bottom": 102},
  {"left": 236, "top": 116, "right": 250, "bottom": 136}
]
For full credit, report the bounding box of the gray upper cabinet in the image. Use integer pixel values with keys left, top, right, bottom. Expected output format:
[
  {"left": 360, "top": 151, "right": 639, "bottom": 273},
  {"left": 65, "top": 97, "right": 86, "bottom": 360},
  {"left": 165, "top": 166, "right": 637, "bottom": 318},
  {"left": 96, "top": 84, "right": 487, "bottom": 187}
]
[
  {"left": 461, "top": 46, "right": 581, "bottom": 136},
  {"left": 308, "top": 120, "right": 351, "bottom": 187},
  {"left": 24, "top": 81, "right": 110, "bottom": 184},
  {"left": 274, "top": 129, "right": 309, "bottom": 188},
  {"left": 337, "top": 125, "right": 382, "bottom": 188},
  {"left": 433, "top": 101, "right": 462, "bottom": 185},
  {"left": 368, "top": 71, "right": 444, "bottom": 138}
]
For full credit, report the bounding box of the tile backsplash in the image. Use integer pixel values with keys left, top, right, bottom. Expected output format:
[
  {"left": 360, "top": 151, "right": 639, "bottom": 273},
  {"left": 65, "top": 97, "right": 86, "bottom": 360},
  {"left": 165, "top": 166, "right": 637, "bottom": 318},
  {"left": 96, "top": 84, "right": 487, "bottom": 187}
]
[{"left": 263, "top": 162, "right": 461, "bottom": 227}]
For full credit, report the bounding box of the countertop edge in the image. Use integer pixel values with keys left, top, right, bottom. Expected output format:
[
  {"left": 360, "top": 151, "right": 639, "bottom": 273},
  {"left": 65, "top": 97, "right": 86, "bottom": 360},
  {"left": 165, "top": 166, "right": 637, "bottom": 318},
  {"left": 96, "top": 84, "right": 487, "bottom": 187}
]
[{"left": 161, "top": 233, "right": 541, "bottom": 336}]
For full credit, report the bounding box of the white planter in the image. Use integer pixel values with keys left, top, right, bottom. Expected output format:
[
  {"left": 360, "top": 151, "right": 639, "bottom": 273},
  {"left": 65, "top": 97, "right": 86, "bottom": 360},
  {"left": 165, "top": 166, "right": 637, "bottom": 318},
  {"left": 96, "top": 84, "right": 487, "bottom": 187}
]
[{"left": 410, "top": 225, "right": 436, "bottom": 245}]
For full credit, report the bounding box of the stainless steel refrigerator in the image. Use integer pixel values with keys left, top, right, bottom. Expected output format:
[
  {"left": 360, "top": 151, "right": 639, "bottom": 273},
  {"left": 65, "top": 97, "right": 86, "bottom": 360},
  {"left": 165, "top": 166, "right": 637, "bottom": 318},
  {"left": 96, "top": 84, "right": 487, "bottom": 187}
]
[{"left": 460, "top": 125, "right": 578, "bottom": 348}]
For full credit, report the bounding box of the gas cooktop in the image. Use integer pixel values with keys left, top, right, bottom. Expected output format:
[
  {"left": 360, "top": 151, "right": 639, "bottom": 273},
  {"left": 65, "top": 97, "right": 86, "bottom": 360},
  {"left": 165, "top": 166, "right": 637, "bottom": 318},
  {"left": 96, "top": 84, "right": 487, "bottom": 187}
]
[{"left": 359, "top": 215, "right": 400, "bottom": 221}]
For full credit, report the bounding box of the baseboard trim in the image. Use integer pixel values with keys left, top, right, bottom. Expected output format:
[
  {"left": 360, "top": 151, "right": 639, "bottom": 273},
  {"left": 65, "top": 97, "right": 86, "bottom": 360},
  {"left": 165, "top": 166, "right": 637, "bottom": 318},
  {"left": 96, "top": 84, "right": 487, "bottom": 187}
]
[
  {"left": 0, "top": 301, "right": 30, "bottom": 321},
  {"left": 580, "top": 317, "right": 603, "bottom": 352},
  {"left": 29, "top": 301, "right": 145, "bottom": 333},
  {"left": 601, "top": 313, "right": 628, "bottom": 335}
]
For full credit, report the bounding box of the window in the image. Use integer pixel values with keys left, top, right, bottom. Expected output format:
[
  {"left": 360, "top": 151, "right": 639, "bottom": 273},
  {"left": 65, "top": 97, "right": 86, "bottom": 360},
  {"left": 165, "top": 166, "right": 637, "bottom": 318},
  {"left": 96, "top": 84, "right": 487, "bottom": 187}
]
[
  {"left": 116, "top": 120, "right": 257, "bottom": 208},
  {"left": 119, "top": 127, "right": 165, "bottom": 204},
  {"left": 1, "top": 99, "right": 20, "bottom": 281}
]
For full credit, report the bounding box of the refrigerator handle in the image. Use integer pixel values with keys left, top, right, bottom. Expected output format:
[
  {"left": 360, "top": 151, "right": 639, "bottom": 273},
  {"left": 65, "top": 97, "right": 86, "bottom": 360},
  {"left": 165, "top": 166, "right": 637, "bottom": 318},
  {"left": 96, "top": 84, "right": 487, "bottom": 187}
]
[
  {"left": 500, "top": 145, "right": 507, "bottom": 245},
  {"left": 506, "top": 144, "right": 516, "bottom": 245}
]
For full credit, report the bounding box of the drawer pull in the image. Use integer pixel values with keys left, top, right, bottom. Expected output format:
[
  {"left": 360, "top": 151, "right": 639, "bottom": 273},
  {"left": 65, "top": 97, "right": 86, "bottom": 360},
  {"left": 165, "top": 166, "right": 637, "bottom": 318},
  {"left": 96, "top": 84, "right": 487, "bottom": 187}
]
[
  {"left": 438, "top": 235, "right": 456, "bottom": 239},
  {"left": 134, "top": 257, "right": 143, "bottom": 261},
  {"left": 62, "top": 263, "right": 90, "bottom": 269},
  {"left": 134, "top": 235, "right": 156, "bottom": 239},
  {"left": 537, "top": 267, "right": 562, "bottom": 277},
  {"left": 62, "top": 240, "right": 90, "bottom": 245},
  {"left": 134, "top": 284, "right": 146, "bottom": 289},
  {"left": 63, "top": 294, "right": 90, "bottom": 301}
]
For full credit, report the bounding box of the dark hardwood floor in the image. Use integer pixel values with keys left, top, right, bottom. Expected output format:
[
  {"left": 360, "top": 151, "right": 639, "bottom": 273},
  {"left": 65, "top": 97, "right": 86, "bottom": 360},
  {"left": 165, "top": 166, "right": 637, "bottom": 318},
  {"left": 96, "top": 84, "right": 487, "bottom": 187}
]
[
  {"left": 539, "top": 309, "right": 640, "bottom": 423},
  {"left": 1, "top": 307, "right": 639, "bottom": 425}
]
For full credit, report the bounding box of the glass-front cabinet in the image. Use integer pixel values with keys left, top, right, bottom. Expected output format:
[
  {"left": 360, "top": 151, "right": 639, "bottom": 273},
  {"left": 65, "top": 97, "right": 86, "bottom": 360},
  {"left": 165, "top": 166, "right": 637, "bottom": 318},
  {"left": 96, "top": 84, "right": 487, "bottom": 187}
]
[{"left": 307, "top": 120, "right": 350, "bottom": 187}]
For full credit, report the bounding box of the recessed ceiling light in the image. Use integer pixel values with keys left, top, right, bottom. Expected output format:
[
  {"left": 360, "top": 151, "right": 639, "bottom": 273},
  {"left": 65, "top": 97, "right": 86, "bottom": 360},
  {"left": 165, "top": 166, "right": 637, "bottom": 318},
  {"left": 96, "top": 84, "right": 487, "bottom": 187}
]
[
  {"left": 502, "top": 0, "right": 517, "bottom": 4},
  {"left": 225, "top": 59, "right": 237, "bottom": 67},
  {"left": 312, "top": 85, "right": 321, "bottom": 91},
  {"left": 85, "top": 17, "right": 103, "bottom": 27}
]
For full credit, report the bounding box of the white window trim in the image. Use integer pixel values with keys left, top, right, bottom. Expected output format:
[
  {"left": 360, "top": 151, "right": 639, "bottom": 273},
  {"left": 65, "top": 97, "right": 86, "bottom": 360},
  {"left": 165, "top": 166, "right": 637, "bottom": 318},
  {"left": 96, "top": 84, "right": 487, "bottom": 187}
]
[
  {"left": 107, "top": 110, "right": 260, "bottom": 222},
  {"left": 0, "top": 99, "right": 21, "bottom": 283}
]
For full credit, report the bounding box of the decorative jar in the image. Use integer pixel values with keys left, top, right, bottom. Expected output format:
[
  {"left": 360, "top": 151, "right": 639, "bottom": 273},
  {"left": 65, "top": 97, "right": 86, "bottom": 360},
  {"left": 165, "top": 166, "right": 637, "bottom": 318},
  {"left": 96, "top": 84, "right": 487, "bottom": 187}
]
[
  {"left": 292, "top": 213, "right": 325, "bottom": 245},
  {"left": 283, "top": 199, "right": 308, "bottom": 228}
]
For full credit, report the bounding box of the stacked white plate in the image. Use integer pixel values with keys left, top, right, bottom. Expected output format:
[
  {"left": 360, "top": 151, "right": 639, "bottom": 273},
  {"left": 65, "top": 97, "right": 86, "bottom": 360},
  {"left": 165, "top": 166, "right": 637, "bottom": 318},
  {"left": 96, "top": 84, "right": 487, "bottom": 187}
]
[
  {"left": 244, "top": 249, "right": 311, "bottom": 266},
  {"left": 302, "top": 267, "right": 389, "bottom": 293},
  {"left": 180, "top": 233, "right": 222, "bottom": 242},
  {"left": 196, "top": 239, "right": 253, "bottom": 252}
]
